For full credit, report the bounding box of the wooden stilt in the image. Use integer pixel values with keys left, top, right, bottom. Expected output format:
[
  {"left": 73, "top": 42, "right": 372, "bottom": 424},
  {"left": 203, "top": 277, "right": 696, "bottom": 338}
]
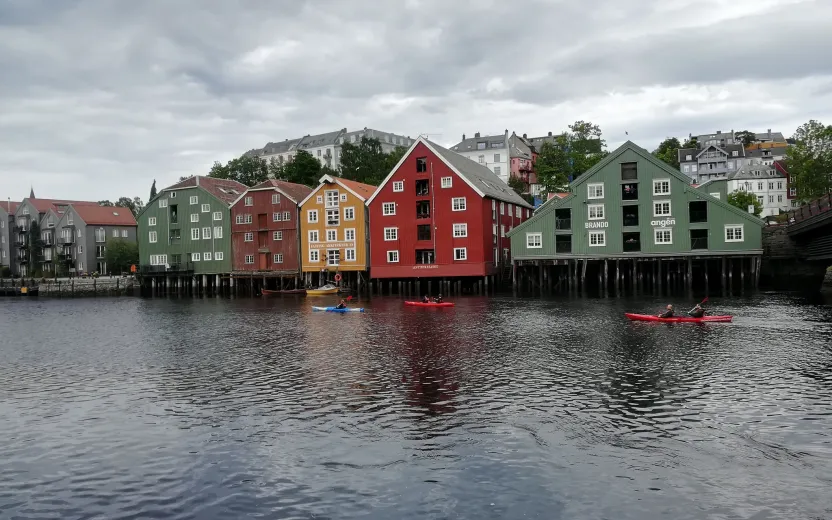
[
  {"left": 721, "top": 257, "right": 727, "bottom": 294},
  {"left": 615, "top": 260, "right": 620, "bottom": 295}
]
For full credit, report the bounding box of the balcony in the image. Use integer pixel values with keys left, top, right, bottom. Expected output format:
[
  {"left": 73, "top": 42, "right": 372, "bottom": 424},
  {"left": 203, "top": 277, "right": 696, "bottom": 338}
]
[
  {"left": 14, "top": 238, "right": 25, "bottom": 248},
  {"left": 416, "top": 249, "right": 435, "bottom": 264},
  {"left": 61, "top": 236, "right": 75, "bottom": 245},
  {"left": 416, "top": 201, "right": 431, "bottom": 220},
  {"left": 623, "top": 232, "right": 641, "bottom": 253},
  {"left": 415, "top": 179, "right": 430, "bottom": 197},
  {"left": 622, "top": 183, "right": 638, "bottom": 201},
  {"left": 139, "top": 262, "right": 195, "bottom": 274}
]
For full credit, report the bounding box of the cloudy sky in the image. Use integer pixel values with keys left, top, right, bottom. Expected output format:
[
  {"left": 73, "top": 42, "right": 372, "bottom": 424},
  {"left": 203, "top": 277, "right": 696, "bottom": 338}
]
[{"left": 1, "top": 0, "right": 830, "bottom": 202}]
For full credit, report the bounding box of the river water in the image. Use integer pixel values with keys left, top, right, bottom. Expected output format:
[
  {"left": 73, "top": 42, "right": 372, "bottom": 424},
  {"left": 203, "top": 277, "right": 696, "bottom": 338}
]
[{"left": 1, "top": 293, "right": 831, "bottom": 519}]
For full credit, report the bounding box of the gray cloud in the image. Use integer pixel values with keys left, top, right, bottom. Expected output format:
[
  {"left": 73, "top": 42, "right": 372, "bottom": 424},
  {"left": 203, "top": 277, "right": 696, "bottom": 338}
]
[{"left": 0, "top": 0, "right": 830, "bottom": 201}]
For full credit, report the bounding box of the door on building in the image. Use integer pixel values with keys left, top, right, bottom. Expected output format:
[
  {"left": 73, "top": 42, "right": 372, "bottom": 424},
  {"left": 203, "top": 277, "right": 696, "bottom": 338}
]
[
  {"left": 258, "top": 252, "right": 268, "bottom": 270},
  {"left": 257, "top": 213, "right": 267, "bottom": 229}
]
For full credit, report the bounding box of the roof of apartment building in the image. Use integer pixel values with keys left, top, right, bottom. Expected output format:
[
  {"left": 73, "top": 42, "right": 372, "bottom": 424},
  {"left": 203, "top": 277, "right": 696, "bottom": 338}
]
[
  {"left": 262, "top": 138, "right": 303, "bottom": 156},
  {"left": 295, "top": 130, "right": 345, "bottom": 152},
  {"left": 450, "top": 132, "right": 507, "bottom": 153},
  {"left": 166, "top": 176, "right": 248, "bottom": 205},
  {"left": 678, "top": 143, "right": 746, "bottom": 163},
  {"left": 25, "top": 198, "right": 99, "bottom": 214},
  {"left": 249, "top": 179, "right": 314, "bottom": 203},
  {"left": 508, "top": 133, "right": 533, "bottom": 160},
  {"left": 727, "top": 163, "right": 784, "bottom": 180},
  {"left": 745, "top": 145, "right": 789, "bottom": 159},
  {"left": 1, "top": 200, "right": 20, "bottom": 214},
  {"left": 753, "top": 130, "right": 786, "bottom": 142},
  {"left": 71, "top": 204, "right": 138, "bottom": 226}
]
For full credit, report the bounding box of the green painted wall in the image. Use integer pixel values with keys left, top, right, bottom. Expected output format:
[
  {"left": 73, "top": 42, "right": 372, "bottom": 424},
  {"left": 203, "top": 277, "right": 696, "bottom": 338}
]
[
  {"left": 509, "top": 143, "right": 763, "bottom": 259},
  {"left": 137, "top": 187, "right": 233, "bottom": 274},
  {"left": 696, "top": 179, "right": 728, "bottom": 202}
]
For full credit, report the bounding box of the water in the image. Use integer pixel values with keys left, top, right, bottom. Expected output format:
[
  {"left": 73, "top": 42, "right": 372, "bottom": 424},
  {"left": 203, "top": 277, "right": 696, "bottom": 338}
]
[{"left": 1, "top": 294, "right": 831, "bottom": 519}]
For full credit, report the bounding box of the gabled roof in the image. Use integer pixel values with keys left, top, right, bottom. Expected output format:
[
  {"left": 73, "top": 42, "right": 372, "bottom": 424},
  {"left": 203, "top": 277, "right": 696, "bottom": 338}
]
[
  {"left": 366, "top": 137, "right": 533, "bottom": 209},
  {"left": 508, "top": 133, "right": 533, "bottom": 160},
  {"left": 0, "top": 200, "right": 20, "bottom": 215},
  {"left": 450, "top": 133, "right": 507, "bottom": 153},
  {"left": 745, "top": 145, "right": 788, "bottom": 158},
  {"left": 727, "top": 163, "right": 783, "bottom": 180},
  {"left": 164, "top": 176, "right": 248, "bottom": 205},
  {"left": 240, "top": 179, "right": 314, "bottom": 205},
  {"left": 262, "top": 138, "right": 303, "bottom": 155},
  {"left": 70, "top": 204, "right": 138, "bottom": 226},
  {"left": 39, "top": 208, "right": 60, "bottom": 227},
  {"left": 298, "top": 175, "right": 378, "bottom": 207},
  {"left": 296, "top": 130, "right": 344, "bottom": 151},
  {"left": 22, "top": 198, "right": 98, "bottom": 215}
]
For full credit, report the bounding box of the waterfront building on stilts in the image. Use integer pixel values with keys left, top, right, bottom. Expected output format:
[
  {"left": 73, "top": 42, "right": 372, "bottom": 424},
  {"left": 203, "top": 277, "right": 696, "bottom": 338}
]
[
  {"left": 365, "top": 137, "right": 533, "bottom": 297},
  {"left": 507, "top": 141, "right": 765, "bottom": 296},
  {"left": 136, "top": 176, "right": 248, "bottom": 296},
  {"left": 229, "top": 180, "right": 313, "bottom": 294},
  {"left": 297, "top": 175, "right": 376, "bottom": 292}
]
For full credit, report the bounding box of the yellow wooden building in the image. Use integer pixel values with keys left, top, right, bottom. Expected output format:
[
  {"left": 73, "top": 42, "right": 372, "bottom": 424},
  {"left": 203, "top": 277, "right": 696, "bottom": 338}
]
[{"left": 298, "top": 175, "right": 376, "bottom": 289}]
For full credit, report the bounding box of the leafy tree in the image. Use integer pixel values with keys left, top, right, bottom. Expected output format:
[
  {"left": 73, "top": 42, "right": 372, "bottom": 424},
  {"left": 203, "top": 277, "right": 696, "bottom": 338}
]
[
  {"left": 339, "top": 137, "right": 392, "bottom": 185},
  {"left": 536, "top": 136, "right": 571, "bottom": 194},
  {"left": 104, "top": 238, "right": 139, "bottom": 274},
  {"left": 727, "top": 189, "right": 762, "bottom": 217},
  {"left": 208, "top": 154, "right": 269, "bottom": 186},
  {"left": 116, "top": 196, "right": 143, "bottom": 217},
  {"left": 785, "top": 119, "right": 832, "bottom": 201},
  {"left": 149, "top": 180, "right": 157, "bottom": 201},
  {"left": 653, "top": 137, "right": 682, "bottom": 169},
  {"left": 681, "top": 136, "right": 698, "bottom": 149},
  {"left": 383, "top": 146, "right": 408, "bottom": 173},
  {"left": 508, "top": 175, "right": 526, "bottom": 195},
  {"left": 283, "top": 150, "right": 322, "bottom": 186},
  {"left": 266, "top": 157, "right": 285, "bottom": 180},
  {"left": 98, "top": 200, "right": 114, "bottom": 207},
  {"left": 535, "top": 121, "right": 607, "bottom": 195},
  {"left": 734, "top": 130, "right": 756, "bottom": 147},
  {"left": 27, "top": 219, "right": 44, "bottom": 277},
  {"left": 320, "top": 165, "right": 339, "bottom": 178}
]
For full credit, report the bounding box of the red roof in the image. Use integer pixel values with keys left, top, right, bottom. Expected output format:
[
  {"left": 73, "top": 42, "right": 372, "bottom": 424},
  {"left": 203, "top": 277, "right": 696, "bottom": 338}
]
[
  {"left": 71, "top": 204, "right": 137, "bottom": 226},
  {"left": 26, "top": 198, "right": 98, "bottom": 214},
  {"left": 547, "top": 192, "right": 569, "bottom": 200},
  {"left": 166, "top": 176, "right": 247, "bottom": 205},
  {"left": 250, "top": 179, "right": 314, "bottom": 203},
  {"left": 337, "top": 178, "right": 377, "bottom": 201},
  {"left": 1, "top": 200, "right": 19, "bottom": 214}
]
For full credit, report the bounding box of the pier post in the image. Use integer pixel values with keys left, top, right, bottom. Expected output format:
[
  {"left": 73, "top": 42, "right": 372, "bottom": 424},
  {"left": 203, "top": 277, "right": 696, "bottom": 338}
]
[
  {"left": 615, "top": 260, "right": 620, "bottom": 295},
  {"left": 755, "top": 256, "right": 761, "bottom": 289},
  {"left": 538, "top": 262, "right": 543, "bottom": 294},
  {"left": 687, "top": 258, "right": 693, "bottom": 293},
  {"left": 728, "top": 258, "right": 733, "bottom": 294},
  {"left": 657, "top": 259, "right": 662, "bottom": 295},
  {"left": 721, "top": 257, "right": 727, "bottom": 294},
  {"left": 580, "top": 259, "right": 587, "bottom": 292},
  {"left": 603, "top": 259, "right": 608, "bottom": 296},
  {"left": 740, "top": 258, "right": 746, "bottom": 291},
  {"left": 704, "top": 261, "right": 709, "bottom": 293}
]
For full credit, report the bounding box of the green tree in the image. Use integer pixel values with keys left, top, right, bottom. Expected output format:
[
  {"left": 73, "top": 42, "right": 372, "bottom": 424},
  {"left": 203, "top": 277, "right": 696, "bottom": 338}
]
[
  {"left": 98, "top": 200, "right": 114, "bottom": 206},
  {"left": 27, "top": 219, "right": 44, "bottom": 277},
  {"left": 116, "top": 196, "right": 143, "bottom": 217},
  {"left": 339, "top": 137, "right": 391, "bottom": 185},
  {"left": 536, "top": 136, "right": 571, "bottom": 194},
  {"left": 653, "top": 137, "right": 681, "bottom": 170},
  {"left": 266, "top": 157, "right": 285, "bottom": 180},
  {"left": 208, "top": 154, "right": 269, "bottom": 186},
  {"left": 535, "top": 121, "right": 607, "bottom": 195},
  {"left": 727, "top": 189, "right": 762, "bottom": 217},
  {"left": 508, "top": 175, "right": 526, "bottom": 195},
  {"left": 283, "top": 150, "right": 322, "bottom": 186},
  {"left": 785, "top": 119, "right": 832, "bottom": 201},
  {"left": 105, "top": 238, "right": 139, "bottom": 274},
  {"left": 149, "top": 180, "right": 157, "bottom": 201},
  {"left": 734, "top": 130, "right": 756, "bottom": 147},
  {"left": 681, "top": 136, "right": 698, "bottom": 149},
  {"left": 383, "top": 146, "right": 408, "bottom": 173},
  {"left": 320, "top": 165, "right": 339, "bottom": 178}
]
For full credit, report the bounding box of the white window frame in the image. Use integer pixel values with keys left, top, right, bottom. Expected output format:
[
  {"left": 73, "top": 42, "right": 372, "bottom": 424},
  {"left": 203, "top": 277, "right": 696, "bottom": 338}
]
[
  {"left": 340, "top": 194, "right": 347, "bottom": 202},
  {"left": 588, "top": 204, "right": 605, "bottom": 220},
  {"left": 393, "top": 181, "right": 404, "bottom": 192},
  {"left": 384, "top": 227, "right": 398, "bottom": 241},
  {"left": 326, "top": 229, "right": 337, "bottom": 242},
  {"left": 235, "top": 215, "right": 244, "bottom": 224},
  {"left": 654, "top": 229, "right": 673, "bottom": 245},
  {"left": 169, "top": 192, "right": 177, "bottom": 198},
  {"left": 190, "top": 213, "right": 199, "bottom": 223},
  {"left": 382, "top": 202, "right": 396, "bottom": 216},
  {"left": 273, "top": 231, "right": 283, "bottom": 241},
  {"left": 192, "top": 253, "right": 201, "bottom": 262},
  {"left": 213, "top": 212, "right": 222, "bottom": 221},
  {"left": 204, "top": 252, "right": 212, "bottom": 261},
  {"left": 309, "top": 249, "right": 319, "bottom": 262},
  {"left": 325, "top": 208, "right": 339, "bottom": 226},
  {"left": 344, "top": 228, "right": 356, "bottom": 241},
  {"left": 441, "top": 177, "right": 452, "bottom": 188},
  {"left": 345, "top": 248, "right": 356, "bottom": 262},
  {"left": 526, "top": 232, "right": 542, "bottom": 248},
  {"left": 283, "top": 211, "right": 291, "bottom": 221},
  {"left": 159, "top": 199, "right": 168, "bottom": 208},
  {"left": 244, "top": 254, "right": 254, "bottom": 264},
  {"left": 308, "top": 230, "right": 319, "bottom": 243},
  {"left": 653, "top": 201, "right": 671, "bottom": 217},
  {"left": 387, "top": 250, "right": 399, "bottom": 263},
  {"left": 588, "top": 231, "right": 606, "bottom": 247},
  {"left": 190, "top": 195, "right": 198, "bottom": 205},
  {"left": 344, "top": 207, "right": 355, "bottom": 221},
  {"left": 316, "top": 195, "right": 323, "bottom": 204},
  {"left": 274, "top": 253, "right": 283, "bottom": 264},
  {"left": 191, "top": 228, "right": 200, "bottom": 240},
  {"left": 653, "top": 179, "right": 671, "bottom": 196},
  {"left": 273, "top": 212, "right": 281, "bottom": 222},
  {"left": 710, "top": 192, "right": 720, "bottom": 200},
  {"left": 587, "top": 183, "right": 604, "bottom": 199},
  {"left": 214, "top": 226, "right": 222, "bottom": 239},
  {"left": 149, "top": 231, "right": 157, "bottom": 243},
  {"left": 244, "top": 197, "right": 253, "bottom": 206},
  {"left": 725, "top": 225, "right": 744, "bottom": 242},
  {"left": 453, "top": 247, "right": 467, "bottom": 261},
  {"left": 202, "top": 227, "right": 211, "bottom": 240},
  {"left": 148, "top": 217, "right": 156, "bottom": 226},
  {"left": 112, "top": 229, "right": 119, "bottom": 238},
  {"left": 272, "top": 193, "right": 280, "bottom": 204},
  {"left": 201, "top": 204, "right": 210, "bottom": 213},
  {"left": 307, "top": 210, "right": 318, "bottom": 223},
  {"left": 244, "top": 232, "right": 254, "bottom": 242},
  {"left": 453, "top": 223, "right": 468, "bottom": 237},
  {"left": 452, "top": 197, "right": 467, "bottom": 211},
  {"left": 121, "top": 230, "right": 128, "bottom": 238},
  {"left": 215, "top": 252, "right": 224, "bottom": 261}
]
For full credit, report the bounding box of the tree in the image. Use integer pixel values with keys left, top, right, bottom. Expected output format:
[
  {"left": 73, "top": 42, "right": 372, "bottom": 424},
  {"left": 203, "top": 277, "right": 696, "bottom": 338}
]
[
  {"left": 115, "top": 196, "right": 143, "bottom": 218},
  {"left": 283, "top": 150, "right": 322, "bottom": 186},
  {"left": 508, "top": 175, "right": 526, "bottom": 195},
  {"left": 681, "top": 136, "right": 698, "bottom": 149},
  {"left": 535, "top": 121, "right": 607, "bottom": 195},
  {"left": 727, "top": 189, "right": 762, "bottom": 217},
  {"left": 27, "top": 219, "right": 44, "bottom": 277},
  {"left": 734, "top": 130, "right": 756, "bottom": 148},
  {"left": 208, "top": 154, "right": 269, "bottom": 186},
  {"left": 653, "top": 137, "right": 682, "bottom": 170},
  {"left": 383, "top": 146, "right": 408, "bottom": 173},
  {"left": 785, "top": 119, "right": 832, "bottom": 201},
  {"left": 104, "top": 238, "right": 139, "bottom": 274},
  {"left": 339, "top": 137, "right": 391, "bottom": 186},
  {"left": 98, "top": 200, "right": 114, "bottom": 207},
  {"left": 149, "top": 180, "right": 157, "bottom": 201}
]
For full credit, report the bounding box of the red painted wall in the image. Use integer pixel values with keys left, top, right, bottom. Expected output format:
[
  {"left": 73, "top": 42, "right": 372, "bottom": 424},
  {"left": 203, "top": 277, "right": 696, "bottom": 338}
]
[
  {"left": 230, "top": 189, "right": 301, "bottom": 273},
  {"left": 368, "top": 142, "right": 529, "bottom": 279}
]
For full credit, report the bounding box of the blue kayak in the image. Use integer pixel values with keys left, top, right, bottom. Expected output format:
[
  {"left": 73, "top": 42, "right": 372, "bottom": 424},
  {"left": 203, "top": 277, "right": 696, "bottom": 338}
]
[{"left": 312, "top": 306, "right": 364, "bottom": 313}]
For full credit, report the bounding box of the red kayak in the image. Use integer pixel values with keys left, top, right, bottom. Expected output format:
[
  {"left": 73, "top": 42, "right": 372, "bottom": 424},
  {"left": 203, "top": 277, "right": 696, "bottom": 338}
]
[
  {"left": 404, "top": 301, "right": 455, "bottom": 308},
  {"left": 625, "top": 313, "right": 732, "bottom": 323}
]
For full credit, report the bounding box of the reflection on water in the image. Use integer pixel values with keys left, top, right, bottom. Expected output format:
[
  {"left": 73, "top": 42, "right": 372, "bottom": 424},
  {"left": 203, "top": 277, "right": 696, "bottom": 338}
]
[{"left": 1, "top": 293, "right": 831, "bottom": 519}]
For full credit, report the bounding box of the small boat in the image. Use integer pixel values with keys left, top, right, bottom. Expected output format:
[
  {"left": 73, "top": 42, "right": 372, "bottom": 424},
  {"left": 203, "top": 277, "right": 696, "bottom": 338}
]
[
  {"left": 312, "top": 306, "right": 364, "bottom": 313},
  {"left": 307, "top": 284, "right": 339, "bottom": 296},
  {"left": 625, "top": 313, "right": 732, "bottom": 323},
  {"left": 262, "top": 288, "right": 306, "bottom": 295},
  {"left": 404, "top": 301, "right": 455, "bottom": 308}
]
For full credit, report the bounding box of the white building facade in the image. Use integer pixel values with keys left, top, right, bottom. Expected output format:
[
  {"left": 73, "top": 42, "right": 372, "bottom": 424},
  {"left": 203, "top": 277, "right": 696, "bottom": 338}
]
[
  {"left": 727, "top": 162, "right": 789, "bottom": 217},
  {"left": 448, "top": 131, "right": 511, "bottom": 183}
]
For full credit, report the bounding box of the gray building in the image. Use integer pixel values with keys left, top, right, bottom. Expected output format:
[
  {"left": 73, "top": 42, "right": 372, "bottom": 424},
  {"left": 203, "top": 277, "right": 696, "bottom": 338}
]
[
  {"left": 678, "top": 143, "right": 747, "bottom": 184},
  {"left": 745, "top": 144, "right": 788, "bottom": 165},
  {"left": 54, "top": 204, "right": 138, "bottom": 276},
  {"left": 0, "top": 200, "right": 19, "bottom": 274},
  {"left": 449, "top": 131, "right": 511, "bottom": 182}
]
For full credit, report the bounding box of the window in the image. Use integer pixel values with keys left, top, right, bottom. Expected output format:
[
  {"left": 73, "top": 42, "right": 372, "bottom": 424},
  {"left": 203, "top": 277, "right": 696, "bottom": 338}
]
[
  {"left": 589, "top": 231, "right": 606, "bottom": 247},
  {"left": 191, "top": 213, "right": 199, "bottom": 223},
  {"left": 499, "top": 202, "right": 505, "bottom": 215},
  {"left": 309, "top": 250, "right": 319, "bottom": 262},
  {"left": 393, "top": 181, "right": 404, "bottom": 192},
  {"left": 169, "top": 192, "right": 177, "bottom": 198},
  {"left": 204, "top": 252, "right": 212, "bottom": 261},
  {"left": 159, "top": 199, "right": 168, "bottom": 208},
  {"left": 710, "top": 192, "right": 721, "bottom": 200},
  {"left": 149, "top": 231, "right": 157, "bottom": 243},
  {"left": 757, "top": 196, "right": 764, "bottom": 205},
  {"left": 653, "top": 179, "right": 670, "bottom": 196},
  {"left": 587, "top": 183, "right": 604, "bottom": 199},
  {"left": 112, "top": 229, "right": 119, "bottom": 238},
  {"left": 273, "top": 212, "right": 281, "bottom": 222},
  {"left": 654, "top": 229, "right": 672, "bottom": 245},
  {"left": 213, "top": 226, "right": 222, "bottom": 239},
  {"left": 201, "top": 204, "right": 210, "bottom": 213},
  {"left": 272, "top": 193, "right": 280, "bottom": 204},
  {"left": 683, "top": 165, "right": 690, "bottom": 173},
  {"left": 325, "top": 190, "right": 339, "bottom": 207},
  {"left": 382, "top": 202, "right": 396, "bottom": 215},
  {"left": 283, "top": 211, "right": 290, "bottom": 221},
  {"left": 691, "top": 164, "right": 698, "bottom": 172},
  {"left": 190, "top": 195, "right": 198, "bottom": 205},
  {"left": 191, "top": 228, "right": 200, "bottom": 240},
  {"left": 326, "top": 229, "right": 337, "bottom": 241},
  {"left": 384, "top": 227, "right": 398, "bottom": 241},
  {"left": 726, "top": 161, "right": 732, "bottom": 169},
  {"left": 327, "top": 249, "right": 340, "bottom": 265},
  {"left": 493, "top": 153, "right": 500, "bottom": 163},
  {"left": 478, "top": 155, "right": 485, "bottom": 163},
  {"left": 148, "top": 217, "right": 156, "bottom": 226},
  {"left": 244, "top": 197, "right": 253, "bottom": 206},
  {"left": 441, "top": 177, "right": 452, "bottom": 188},
  {"left": 340, "top": 194, "right": 347, "bottom": 202},
  {"left": 653, "top": 201, "right": 671, "bottom": 217},
  {"left": 387, "top": 250, "right": 399, "bottom": 263},
  {"left": 778, "top": 195, "right": 783, "bottom": 202},
  {"left": 453, "top": 247, "right": 467, "bottom": 260},
  {"left": 768, "top": 182, "right": 774, "bottom": 190},
  {"left": 790, "top": 187, "right": 797, "bottom": 197},
  {"left": 273, "top": 231, "right": 283, "bottom": 241},
  {"left": 494, "top": 166, "right": 501, "bottom": 176},
  {"left": 777, "top": 182, "right": 783, "bottom": 190},
  {"left": 621, "top": 162, "right": 638, "bottom": 180},
  {"left": 245, "top": 214, "right": 253, "bottom": 223},
  {"left": 307, "top": 210, "right": 318, "bottom": 223},
  {"left": 344, "top": 228, "right": 356, "bottom": 241},
  {"left": 244, "top": 232, "right": 253, "bottom": 242},
  {"left": 244, "top": 255, "right": 254, "bottom": 264},
  {"left": 193, "top": 253, "right": 201, "bottom": 262},
  {"left": 416, "top": 157, "right": 427, "bottom": 172},
  {"left": 452, "top": 197, "right": 467, "bottom": 211},
  {"left": 345, "top": 248, "right": 356, "bottom": 261},
  {"left": 769, "top": 195, "right": 774, "bottom": 203},
  {"left": 526, "top": 232, "right": 542, "bottom": 248},
  {"left": 308, "top": 230, "right": 319, "bottom": 242},
  {"left": 149, "top": 254, "right": 167, "bottom": 266},
  {"left": 213, "top": 212, "right": 222, "bottom": 221},
  {"left": 316, "top": 195, "right": 323, "bottom": 204},
  {"left": 121, "top": 230, "right": 128, "bottom": 238},
  {"left": 202, "top": 227, "right": 211, "bottom": 239},
  {"left": 274, "top": 253, "right": 283, "bottom": 263},
  {"left": 685, "top": 154, "right": 692, "bottom": 161},
  {"left": 732, "top": 151, "right": 739, "bottom": 157},
  {"left": 326, "top": 209, "right": 339, "bottom": 226},
  {"left": 725, "top": 225, "right": 744, "bottom": 242},
  {"left": 344, "top": 207, "right": 355, "bottom": 221},
  {"left": 515, "top": 206, "right": 521, "bottom": 218},
  {"left": 453, "top": 223, "right": 468, "bottom": 237},
  {"left": 757, "top": 182, "right": 763, "bottom": 191},
  {"left": 588, "top": 204, "right": 605, "bottom": 220},
  {"left": 235, "top": 215, "right": 244, "bottom": 224}
]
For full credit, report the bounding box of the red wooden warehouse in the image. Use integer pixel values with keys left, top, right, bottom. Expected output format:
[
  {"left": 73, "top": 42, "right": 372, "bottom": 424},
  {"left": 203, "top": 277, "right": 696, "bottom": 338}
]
[
  {"left": 366, "top": 137, "right": 533, "bottom": 293},
  {"left": 230, "top": 179, "right": 313, "bottom": 288}
]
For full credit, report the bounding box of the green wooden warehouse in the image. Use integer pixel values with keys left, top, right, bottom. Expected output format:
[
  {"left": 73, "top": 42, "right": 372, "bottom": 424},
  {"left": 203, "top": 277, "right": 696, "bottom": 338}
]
[{"left": 507, "top": 141, "right": 764, "bottom": 294}]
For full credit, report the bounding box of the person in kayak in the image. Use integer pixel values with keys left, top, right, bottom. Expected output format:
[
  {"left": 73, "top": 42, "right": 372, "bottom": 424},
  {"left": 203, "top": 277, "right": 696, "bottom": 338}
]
[
  {"left": 688, "top": 303, "right": 705, "bottom": 318},
  {"left": 434, "top": 294, "right": 444, "bottom": 303},
  {"left": 422, "top": 295, "right": 431, "bottom": 303},
  {"left": 657, "top": 304, "right": 674, "bottom": 318},
  {"left": 335, "top": 299, "right": 347, "bottom": 309}
]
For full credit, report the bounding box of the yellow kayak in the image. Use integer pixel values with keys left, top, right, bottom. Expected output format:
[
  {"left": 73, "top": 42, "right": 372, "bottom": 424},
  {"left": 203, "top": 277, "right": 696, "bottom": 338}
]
[{"left": 307, "top": 284, "right": 339, "bottom": 296}]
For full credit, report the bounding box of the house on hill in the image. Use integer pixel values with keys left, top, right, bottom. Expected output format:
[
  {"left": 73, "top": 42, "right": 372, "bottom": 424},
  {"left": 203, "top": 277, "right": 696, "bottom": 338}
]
[{"left": 508, "top": 141, "right": 765, "bottom": 294}]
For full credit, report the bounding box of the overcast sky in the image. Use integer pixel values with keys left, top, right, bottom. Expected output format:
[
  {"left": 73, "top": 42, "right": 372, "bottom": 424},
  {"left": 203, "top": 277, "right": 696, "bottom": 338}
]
[{"left": 1, "top": 0, "right": 830, "bottom": 202}]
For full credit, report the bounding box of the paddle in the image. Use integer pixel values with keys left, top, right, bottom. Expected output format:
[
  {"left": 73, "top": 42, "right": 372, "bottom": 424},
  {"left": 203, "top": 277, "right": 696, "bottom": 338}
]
[{"left": 688, "top": 296, "right": 708, "bottom": 315}]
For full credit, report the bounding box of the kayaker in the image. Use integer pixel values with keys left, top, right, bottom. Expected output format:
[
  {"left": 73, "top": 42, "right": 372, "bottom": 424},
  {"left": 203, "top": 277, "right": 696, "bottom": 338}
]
[
  {"left": 657, "top": 304, "right": 674, "bottom": 318},
  {"left": 435, "top": 294, "right": 444, "bottom": 303},
  {"left": 688, "top": 303, "right": 705, "bottom": 318},
  {"left": 335, "top": 299, "right": 347, "bottom": 309},
  {"left": 422, "top": 295, "right": 430, "bottom": 303}
]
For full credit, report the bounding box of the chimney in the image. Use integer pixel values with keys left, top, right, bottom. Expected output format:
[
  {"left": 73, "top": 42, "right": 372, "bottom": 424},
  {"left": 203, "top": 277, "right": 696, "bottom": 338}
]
[
  {"left": 717, "top": 130, "right": 721, "bottom": 134},
  {"left": 548, "top": 131, "right": 552, "bottom": 137},
  {"left": 475, "top": 132, "right": 480, "bottom": 138},
  {"left": 505, "top": 129, "right": 508, "bottom": 136},
  {"left": 462, "top": 134, "right": 466, "bottom": 140},
  {"left": 768, "top": 129, "right": 772, "bottom": 138},
  {"left": 523, "top": 133, "right": 527, "bottom": 139}
]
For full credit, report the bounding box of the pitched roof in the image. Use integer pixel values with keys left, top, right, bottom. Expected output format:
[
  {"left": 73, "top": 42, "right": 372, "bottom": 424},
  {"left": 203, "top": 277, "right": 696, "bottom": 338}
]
[
  {"left": 249, "top": 179, "right": 314, "bottom": 203},
  {"left": 296, "top": 130, "right": 344, "bottom": 151},
  {"left": 745, "top": 145, "right": 788, "bottom": 158},
  {"left": 71, "top": 204, "right": 138, "bottom": 226},
  {"left": 727, "top": 163, "right": 783, "bottom": 180},
  {"left": 25, "top": 198, "right": 98, "bottom": 214},
  {"left": 450, "top": 133, "right": 507, "bottom": 153},
  {"left": 164, "top": 176, "right": 247, "bottom": 205},
  {"left": 337, "top": 178, "right": 377, "bottom": 201},
  {"left": 508, "top": 133, "right": 533, "bottom": 160},
  {"left": 262, "top": 138, "right": 303, "bottom": 155},
  {"left": 1, "top": 200, "right": 20, "bottom": 214},
  {"left": 753, "top": 131, "right": 786, "bottom": 142}
]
